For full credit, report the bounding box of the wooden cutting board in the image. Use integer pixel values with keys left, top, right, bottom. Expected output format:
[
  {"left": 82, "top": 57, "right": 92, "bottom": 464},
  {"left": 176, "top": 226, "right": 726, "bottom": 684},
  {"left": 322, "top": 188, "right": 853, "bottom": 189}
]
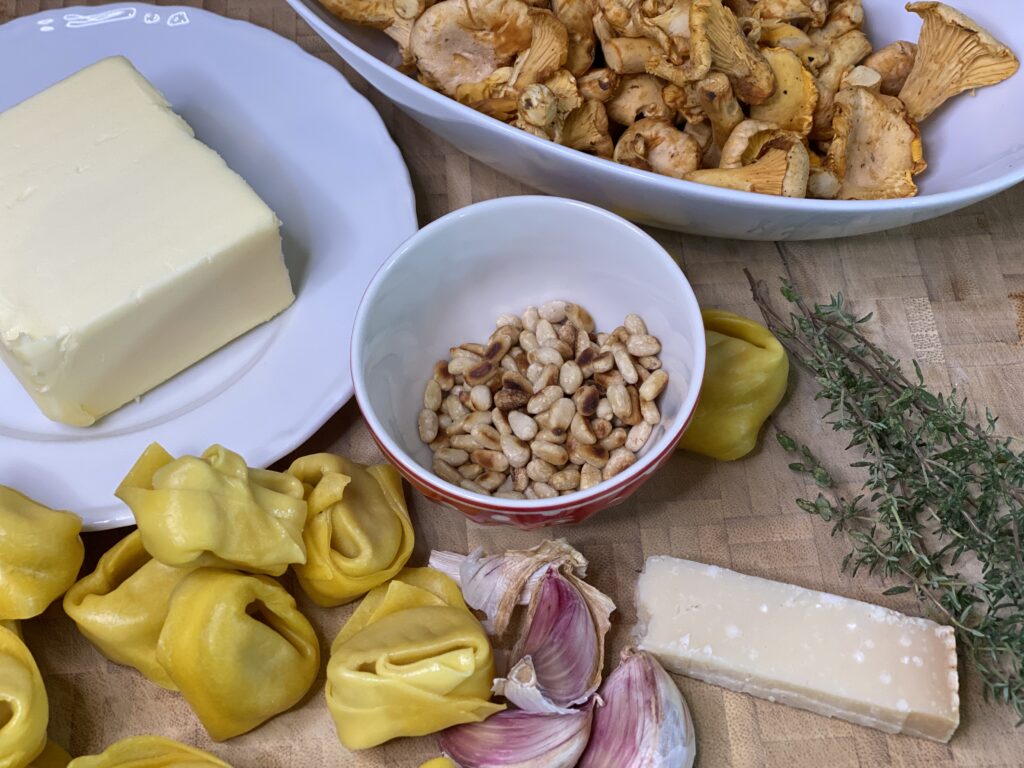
[{"left": 5, "top": 0, "right": 1024, "bottom": 765}]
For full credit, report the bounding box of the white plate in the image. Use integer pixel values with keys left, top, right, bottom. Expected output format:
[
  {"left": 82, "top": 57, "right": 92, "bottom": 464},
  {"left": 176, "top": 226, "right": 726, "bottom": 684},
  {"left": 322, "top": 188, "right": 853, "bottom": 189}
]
[
  {"left": 0, "top": 4, "right": 417, "bottom": 529},
  {"left": 287, "top": 0, "right": 1024, "bottom": 240}
]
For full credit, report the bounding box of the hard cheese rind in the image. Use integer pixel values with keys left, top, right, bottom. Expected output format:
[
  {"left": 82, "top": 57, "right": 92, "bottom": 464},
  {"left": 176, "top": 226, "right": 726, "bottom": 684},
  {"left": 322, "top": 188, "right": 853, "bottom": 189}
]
[
  {"left": 636, "top": 556, "right": 960, "bottom": 742},
  {"left": 0, "top": 56, "right": 294, "bottom": 426}
]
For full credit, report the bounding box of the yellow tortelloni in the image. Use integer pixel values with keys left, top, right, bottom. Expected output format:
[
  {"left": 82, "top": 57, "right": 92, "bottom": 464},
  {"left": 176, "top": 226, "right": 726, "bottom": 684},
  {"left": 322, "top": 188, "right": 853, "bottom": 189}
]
[
  {"left": 0, "top": 624, "right": 47, "bottom": 768},
  {"left": 286, "top": 454, "right": 414, "bottom": 607},
  {"left": 0, "top": 487, "right": 84, "bottom": 621},
  {"left": 115, "top": 444, "right": 307, "bottom": 576},
  {"left": 29, "top": 741, "right": 71, "bottom": 768},
  {"left": 63, "top": 531, "right": 197, "bottom": 690},
  {"left": 326, "top": 568, "right": 504, "bottom": 750},
  {"left": 156, "top": 569, "right": 319, "bottom": 741},
  {"left": 65, "top": 736, "right": 228, "bottom": 767}
]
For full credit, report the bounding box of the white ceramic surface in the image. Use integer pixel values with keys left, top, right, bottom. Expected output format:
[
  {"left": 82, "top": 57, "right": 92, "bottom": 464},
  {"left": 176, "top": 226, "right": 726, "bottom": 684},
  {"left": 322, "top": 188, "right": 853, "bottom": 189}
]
[
  {"left": 287, "top": 0, "right": 1024, "bottom": 240},
  {"left": 0, "top": 4, "right": 417, "bottom": 529},
  {"left": 351, "top": 196, "right": 706, "bottom": 525}
]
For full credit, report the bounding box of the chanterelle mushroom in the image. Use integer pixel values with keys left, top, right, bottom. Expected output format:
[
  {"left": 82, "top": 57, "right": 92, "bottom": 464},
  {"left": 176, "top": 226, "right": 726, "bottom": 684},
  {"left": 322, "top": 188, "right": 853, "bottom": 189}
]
[
  {"left": 508, "top": 9, "right": 571, "bottom": 90},
  {"left": 685, "top": 0, "right": 776, "bottom": 105},
  {"left": 808, "top": 0, "right": 863, "bottom": 46},
  {"left": 561, "top": 99, "right": 615, "bottom": 156},
  {"left": 614, "top": 118, "right": 703, "bottom": 178},
  {"left": 686, "top": 132, "right": 809, "bottom": 195},
  {"left": 826, "top": 86, "right": 926, "bottom": 199},
  {"left": 321, "top": 0, "right": 422, "bottom": 62},
  {"left": 606, "top": 74, "right": 674, "bottom": 125},
  {"left": 410, "top": 0, "right": 533, "bottom": 97},
  {"left": 578, "top": 68, "right": 622, "bottom": 101},
  {"left": 898, "top": 2, "right": 1020, "bottom": 122},
  {"left": 750, "top": 46, "right": 818, "bottom": 134},
  {"left": 697, "top": 72, "right": 745, "bottom": 150},
  {"left": 718, "top": 118, "right": 779, "bottom": 168},
  {"left": 552, "top": 0, "right": 597, "bottom": 76},
  {"left": 810, "top": 29, "right": 872, "bottom": 139},
  {"left": 863, "top": 40, "right": 916, "bottom": 96},
  {"left": 758, "top": 21, "right": 829, "bottom": 73},
  {"left": 514, "top": 70, "right": 584, "bottom": 140},
  {"left": 752, "top": 0, "right": 827, "bottom": 28}
]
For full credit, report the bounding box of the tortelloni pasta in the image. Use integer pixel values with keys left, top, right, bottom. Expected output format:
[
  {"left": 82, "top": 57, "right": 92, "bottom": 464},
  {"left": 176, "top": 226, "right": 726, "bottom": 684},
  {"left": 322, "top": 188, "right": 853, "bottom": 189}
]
[
  {"left": 287, "top": 454, "right": 414, "bottom": 607},
  {"left": 0, "top": 624, "right": 47, "bottom": 768},
  {"left": 65, "top": 735, "right": 229, "bottom": 767},
  {"left": 326, "top": 568, "right": 503, "bottom": 750},
  {"left": 156, "top": 569, "right": 319, "bottom": 741},
  {"left": 0, "top": 487, "right": 84, "bottom": 621},
  {"left": 63, "top": 531, "right": 198, "bottom": 690},
  {"left": 115, "top": 444, "right": 307, "bottom": 576},
  {"left": 29, "top": 741, "right": 71, "bottom": 768}
]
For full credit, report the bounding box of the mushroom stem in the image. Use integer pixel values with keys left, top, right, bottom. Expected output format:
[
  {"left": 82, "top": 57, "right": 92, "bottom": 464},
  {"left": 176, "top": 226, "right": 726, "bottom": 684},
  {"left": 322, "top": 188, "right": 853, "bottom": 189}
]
[
  {"left": 863, "top": 40, "right": 917, "bottom": 96},
  {"left": 685, "top": 141, "right": 809, "bottom": 196},
  {"left": 697, "top": 72, "right": 745, "bottom": 149},
  {"left": 603, "top": 37, "right": 668, "bottom": 73},
  {"left": 614, "top": 118, "right": 703, "bottom": 178}
]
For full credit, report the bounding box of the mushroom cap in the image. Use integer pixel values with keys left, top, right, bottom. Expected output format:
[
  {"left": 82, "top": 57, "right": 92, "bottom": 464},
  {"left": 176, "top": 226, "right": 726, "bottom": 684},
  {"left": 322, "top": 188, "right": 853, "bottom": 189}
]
[
  {"left": 718, "top": 118, "right": 781, "bottom": 168},
  {"left": 690, "top": 0, "right": 776, "bottom": 104},
  {"left": 578, "top": 67, "right": 622, "bottom": 102},
  {"left": 411, "top": 0, "right": 534, "bottom": 97},
  {"left": 809, "top": 28, "right": 872, "bottom": 140},
  {"left": 561, "top": 99, "right": 615, "bottom": 157},
  {"left": 863, "top": 40, "right": 917, "bottom": 96},
  {"left": 606, "top": 73, "right": 674, "bottom": 125},
  {"left": 826, "top": 85, "right": 926, "bottom": 199},
  {"left": 840, "top": 64, "right": 881, "bottom": 92},
  {"left": 758, "top": 21, "right": 830, "bottom": 73},
  {"left": 509, "top": 9, "right": 571, "bottom": 89},
  {"left": 685, "top": 138, "right": 809, "bottom": 195},
  {"left": 750, "top": 46, "right": 819, "bottom": 134},
  {"left": 614, "top": 118, "right": 704, "bottom": 178},
  {"left": 752, "top": 0, "right": 828, "bottom": 28},
  {"left": 898, "top": 1, "right": 1020, "bottom": 122},
  {"left": 551, "top": 0, "right": 597, "bottom": 76},
  {"left": 808, "top": 0, "right": 863, "bottom": 46},
  {"left": 320, "top": 0, "right": 398, "bottom": 27},
  {"left": 697, "top": 71, "right": 745, "bottom": 148}
]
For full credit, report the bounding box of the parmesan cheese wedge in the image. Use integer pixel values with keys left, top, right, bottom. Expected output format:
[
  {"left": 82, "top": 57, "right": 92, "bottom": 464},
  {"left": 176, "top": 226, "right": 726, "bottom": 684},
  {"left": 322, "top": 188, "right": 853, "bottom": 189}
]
[{"left": 636, "top": 556, "right": 960, "bottom": 742}]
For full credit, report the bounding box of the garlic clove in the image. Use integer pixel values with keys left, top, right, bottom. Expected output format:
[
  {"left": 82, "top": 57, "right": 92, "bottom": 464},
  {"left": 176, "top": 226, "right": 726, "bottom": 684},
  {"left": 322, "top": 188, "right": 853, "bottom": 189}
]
[
  {"left": 577, "top": 648, "right": 697, "bottom": 768},
  {"left": 438, "top": 701, "right": 594, "bottom": 768},
  {"left": 493, "top": 567, "right": 614, "bottom": 713},
  {"left": 428, "top": 539, "right": 589, "bottom": 635}
]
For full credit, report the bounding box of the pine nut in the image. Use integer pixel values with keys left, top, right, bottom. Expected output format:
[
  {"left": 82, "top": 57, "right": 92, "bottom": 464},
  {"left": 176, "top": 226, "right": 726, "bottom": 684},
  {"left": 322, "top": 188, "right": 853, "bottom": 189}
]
[
  {"left": 523, "top": 306, "right": 540, "bottom": 331},
  {"left": 551, "top": 467, "right": 581, "bottom": 491},
  {"left": 429, "top": 435, "right": 450, "bottom": 452},
  {"left": 451, "top": 434, "right": 480, "bottom": 451},
  {"left": 418, "top": 409, "right": 439, "bottom": 443},
  {"left": 641, "top": 398, "right": 661, "bottom": 425},
  {"left": 532, "top": 481, "right": 558, "bottom": 499},
  {"left": 603, "top": 448, "right": 636, "bottom": 479},
  {"left": 460, "top": 479, "right": 490, "bottom": 495},
  {"left": 492, "top": 407, "right": 513, "bottom": 435},
  {"left": 495, "top": 388, "right": 530, "bottom": 411},
  {"left": 433, "top": 360, "right": 455, "bottom": 391},
  {"left": 594, "top": 370, "right": 624, "bottom": 392},
  {"left": 559, "top": 361, "right": 583, "bottom": 394},
  {"left": 477, "top": 471, "right": 507, "bottom": 491},
  {"left": 574, "top": 385, "right": 600, "bottom": 417},
  {"left": 496, "top": 491, "right": 526, "bottom": 500},
  {"left": 558, "top": 322, "right": 578, "bottom": 349},
  {"left": 535, "top": 319, "right": 557, "bottom": 346},
  {"left": 511, "top": 466, "right": 530, "bottom": 491},
  {"left": 448, "top": 357, "right": 476, "bottom": 377},
  {"left": 639, "top": 370, "right": 669, "bottom": 401},
  {"left": 539, "top": 300, "right": 567, "bottom": 323},
  {"left": 527, "top": 385, "right": 563, "bottom": 415},
  {"left": 596, "top": 397, "right": 614, "bottom": 421},
  {"left": 592, "top": 352, "right": 615, "bottom": 373},
  {"left": 439, "top": 413, "right": 453, "bottom": 430},
  {"left": 531, "top": 363, "right": 560, "bottom": 390},
  {"left": 595, "top": 333, "right": 609, "bottom": 346},
  {"left": 491, "top": 324, "right": 521, "bottom": 345},
  {"left": 466, "top": 361, "right": 500, "bottom": 387},
  {"left": 627, "top": 334, "right": 661, "bottom": 357},
  {"left": 459, "top": 463, "right": 484, "bottom": 480},
  {"left": 464, "top": 411, "right": 493, "bottom": 429},
  {"left": 526, "top": 458, "right": 555, "bottom": 483},
  {"left": 472, "top": 449, "right": 509, "bottom": 472},
  {"left": 469, "top": 385, "right": 492, "bottom": 411},
  {"left": 570, "top": 413, "right": 597, "bottom": 445},
  {"left": 576, "top": 443, "right": 609, "bottom": 468},
  {"left": 638, "top": 355, "right": 662, "bottom": 371},
  {"left": 526, "top": 362, "right": 544, "bottom": 381},
  {"left": 529, "top": 346, "right": 564, "bottom": 367},
  {"left": 484, "top": 335, "right": 512, "bottom": 362},
  {"left": 424, "top": 379, "right": 443, "bottom": 411},
  {"left": 565, "top": 303, "right": 595, "bottom": 332},
  {"left": 501, "top": 434, "right": 531, "bottom": 467},
  {"left": 599, "top": 427, "right": 628, "bottom": 451},
  {"left": 501, "top": 354, "right": 520, "bottom": 373},
  {"left": 624, "top": 313, "right": 648, "bottom": 335},
  {"left": 549, "top": 398, "right": 576, "bottom": 430},
  {"left": 611, "top": 343, "right": 638, "bottom": 384},
  {"left": 591, "top": 418, "right": 613, "bottom": 440},
  {"left": 623, "top": 386, "right": 643, "bottom": 426},
  {"left": 519, "top": 330, "right": 540, "bottom": 353},
  {"left": 524, "top": 486, "right": 538, "bottom": 500},
  {"left": 575, "top": 330, "right": 592, "bottom": 359},
  {"left": 436, "top": 447, "right": 469, "bottom": 466},
  {"left": 508, "top": 410, "right": 539, "bottom": 441},
  {"left": 580, "top": 464, "right": 603, "bottom": 490},
  {"left": 496, "top": 313, "right": 523, "bottom": 329},
  {"left": 497, "top": 475, "right": 515, "bottom": 493},
  {"left": 451, "top": 346, "right": 484, "bottom": 360},
  {"left": 626, "top": 421, "right": 653, "bottom": 452},
  {"left": 444, "top": 394, "right": 470, "bottom": 421},
  {"left": 470, "top": 424, "right": 502, "bottom": 451},
  {"left": 608, "top": 382, "right": 632, "bottom": 420},
  {"left": 531, "top": 440, "right": 569, "bottom": 466},
  {"left": 433, "top": 458, "right": 462, "bottom": 484}
]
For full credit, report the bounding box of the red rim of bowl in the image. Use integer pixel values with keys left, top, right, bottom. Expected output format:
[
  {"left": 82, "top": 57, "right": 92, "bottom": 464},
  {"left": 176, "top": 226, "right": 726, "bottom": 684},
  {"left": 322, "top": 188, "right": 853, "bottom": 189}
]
[{"left": 350, "top": 195, "right": 706, "bottom": 515}]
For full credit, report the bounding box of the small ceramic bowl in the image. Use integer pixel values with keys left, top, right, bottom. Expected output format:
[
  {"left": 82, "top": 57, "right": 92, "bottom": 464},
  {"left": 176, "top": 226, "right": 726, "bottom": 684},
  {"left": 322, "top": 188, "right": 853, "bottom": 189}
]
[{"left": 351, "top": 196, "right": 705, "bottom": 528}]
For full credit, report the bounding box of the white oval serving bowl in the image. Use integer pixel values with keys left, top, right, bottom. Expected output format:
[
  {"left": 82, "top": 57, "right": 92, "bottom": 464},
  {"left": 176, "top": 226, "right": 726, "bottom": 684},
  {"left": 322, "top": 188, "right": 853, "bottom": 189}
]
[
  {"left": 287, "top": 0, "right": 1023, "bottom": 240},
  {"left": 351, "top": 196, "right": 705, "bottom": 528}
]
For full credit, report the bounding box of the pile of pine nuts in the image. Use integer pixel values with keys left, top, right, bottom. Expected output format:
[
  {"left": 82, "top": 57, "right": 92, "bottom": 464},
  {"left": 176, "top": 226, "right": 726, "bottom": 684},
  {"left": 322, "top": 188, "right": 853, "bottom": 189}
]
[{"left": 417, "top": 300, "right": 668, "bottom": 499}]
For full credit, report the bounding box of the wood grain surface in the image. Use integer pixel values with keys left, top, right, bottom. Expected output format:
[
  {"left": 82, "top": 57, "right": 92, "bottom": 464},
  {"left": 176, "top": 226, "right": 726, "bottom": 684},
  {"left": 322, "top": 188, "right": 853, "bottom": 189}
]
[{"left": 4, "top": 1, "right": 1024, "bottom": 765}]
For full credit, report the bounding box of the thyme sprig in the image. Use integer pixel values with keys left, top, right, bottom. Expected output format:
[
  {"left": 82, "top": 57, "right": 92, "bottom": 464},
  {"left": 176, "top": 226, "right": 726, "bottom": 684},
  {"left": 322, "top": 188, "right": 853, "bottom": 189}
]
[{"left": 746, "top": 269, "right": 1024, "bottom": 721}]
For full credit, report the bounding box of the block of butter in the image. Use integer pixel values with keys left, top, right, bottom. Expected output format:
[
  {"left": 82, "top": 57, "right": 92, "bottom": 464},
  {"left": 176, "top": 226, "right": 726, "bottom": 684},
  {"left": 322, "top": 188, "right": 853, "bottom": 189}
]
[
  {"left": 0, "top": 56, "right": 294, "bottom": 426},
  {"left": 636, "top": 556, "right": 960, "bottom": 742}
]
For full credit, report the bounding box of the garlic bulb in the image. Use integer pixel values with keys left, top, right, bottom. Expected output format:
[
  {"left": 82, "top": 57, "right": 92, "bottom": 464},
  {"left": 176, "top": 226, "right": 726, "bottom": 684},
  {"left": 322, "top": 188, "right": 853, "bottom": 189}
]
[
  {"left": 438, "top": 702, "right": 594, "bottom": 768},
  {"left": 577, "top": 648, "right": 697, "bottom": 768},
  {"left": 428, "top": 539, "right": 589, "bottom": 634},
  {"left": 493, "top": 567, "right": 614, "bottom": 714}
]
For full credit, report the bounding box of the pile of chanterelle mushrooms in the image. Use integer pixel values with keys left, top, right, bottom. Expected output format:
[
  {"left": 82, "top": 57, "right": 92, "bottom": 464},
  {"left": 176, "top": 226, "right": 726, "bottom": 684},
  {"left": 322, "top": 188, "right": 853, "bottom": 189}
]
[{"left": 321, "top": 0, "right": 1019, "bottom": 199}]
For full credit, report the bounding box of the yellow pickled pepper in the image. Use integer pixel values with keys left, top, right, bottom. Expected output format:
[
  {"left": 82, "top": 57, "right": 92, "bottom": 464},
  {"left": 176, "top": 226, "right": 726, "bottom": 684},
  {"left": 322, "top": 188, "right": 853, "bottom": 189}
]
[
  {"left": 115, "top": 444, "right": 307, "bottom": 576},
  {"left": 65, "top": 736, "right": 229, "bottom": 767},
  {"left": 156, "top": 569, "right": 320, "bottom": 741},
  {"left": 0, "top": 487, "right": 84, "bottom": 621},
  {"left": 326, "top": 568, "right": 503, "bottom": 750},
  {"left": 63, "top": 531, "right": 198, "bottom": 690},
  {"left": 286, "top": 453, "right": 414, "bottom": 607},
  {"left": 0, "top": 624, "right": 47, "bottom": 768},
  {"left": 678, "top": 309, "right": 789, "bottom": 461}
]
